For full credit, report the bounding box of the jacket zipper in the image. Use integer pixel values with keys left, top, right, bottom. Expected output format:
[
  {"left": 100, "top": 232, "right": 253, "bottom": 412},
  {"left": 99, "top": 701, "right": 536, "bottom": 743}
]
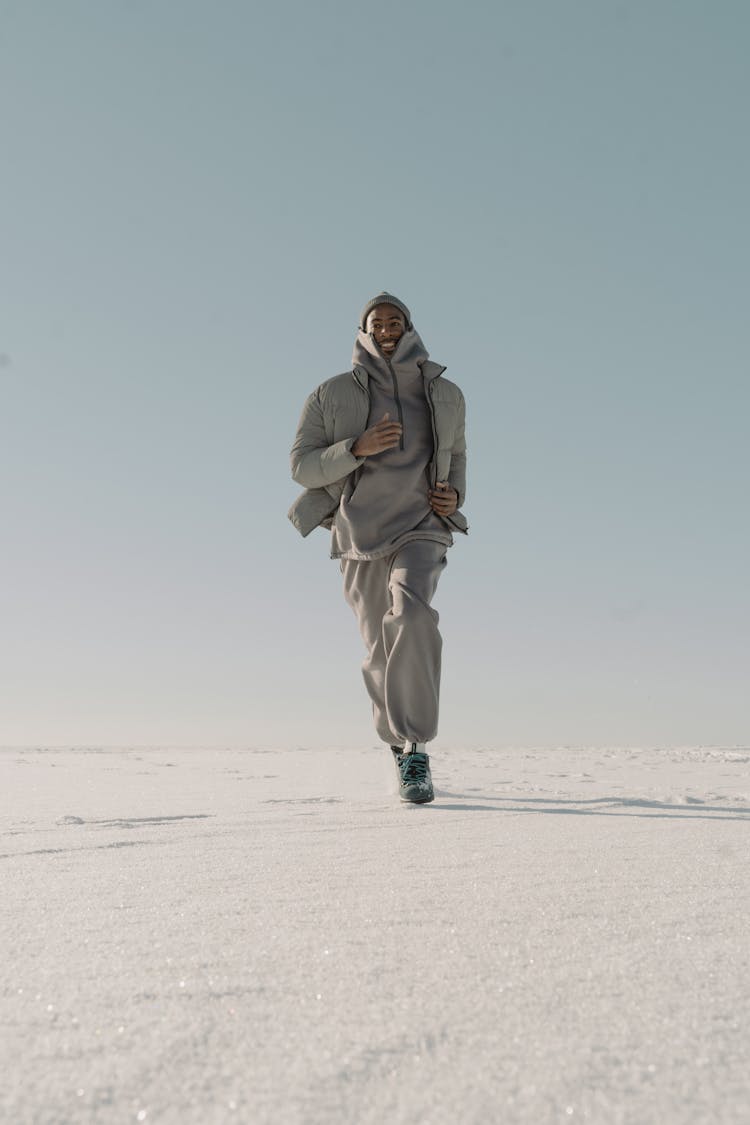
[
  {"left": 386, "top": 360, "right": 405, "bottom": 451},
  {"left": 426, "top": 374, "right": 465, "bottom": 533},
  {"left": 351, "top": 367, "right": 372, "bottom": 484},
  {"left": 426, "top": 376, "right": 439, "bottom": 487}
]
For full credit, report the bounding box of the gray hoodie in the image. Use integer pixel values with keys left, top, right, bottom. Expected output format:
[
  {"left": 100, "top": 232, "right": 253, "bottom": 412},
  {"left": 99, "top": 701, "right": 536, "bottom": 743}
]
[{"left": 330, "top": 327, "right": 453, "bottom": 561}]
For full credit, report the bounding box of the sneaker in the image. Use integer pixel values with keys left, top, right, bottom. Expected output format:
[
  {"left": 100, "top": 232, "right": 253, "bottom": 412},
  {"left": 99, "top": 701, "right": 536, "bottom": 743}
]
[{"left": 395, "top": 743, "right": 434, "bottom": 804}]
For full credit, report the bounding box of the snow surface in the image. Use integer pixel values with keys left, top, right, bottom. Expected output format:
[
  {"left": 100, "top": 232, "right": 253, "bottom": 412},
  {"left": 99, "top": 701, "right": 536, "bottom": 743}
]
[{"left": 2, "top": 744, "right": 749, "bottom": 1125}]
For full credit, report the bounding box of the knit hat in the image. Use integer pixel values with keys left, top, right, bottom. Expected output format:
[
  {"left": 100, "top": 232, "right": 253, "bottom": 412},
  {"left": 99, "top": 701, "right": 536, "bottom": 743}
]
[{"left": 359, "top": 291, "right": 412, "bottom": 331}]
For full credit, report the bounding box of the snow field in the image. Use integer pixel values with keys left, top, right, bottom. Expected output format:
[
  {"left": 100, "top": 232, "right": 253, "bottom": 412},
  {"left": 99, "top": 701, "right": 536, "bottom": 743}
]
[{"left": 1, "top": 745, "right": 749, "bottom": 1124}]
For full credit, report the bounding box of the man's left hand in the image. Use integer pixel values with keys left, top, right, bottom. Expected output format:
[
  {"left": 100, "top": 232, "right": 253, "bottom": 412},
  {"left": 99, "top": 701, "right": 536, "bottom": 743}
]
[{"left": 429, "top": 482, "right": 458, "bottom": 517}]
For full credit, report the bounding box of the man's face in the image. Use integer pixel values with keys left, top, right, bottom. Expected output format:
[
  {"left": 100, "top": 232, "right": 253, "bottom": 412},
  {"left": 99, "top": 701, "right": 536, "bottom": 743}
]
[{"left": 365, "top": 304, "right": 407, "bottom": 358}]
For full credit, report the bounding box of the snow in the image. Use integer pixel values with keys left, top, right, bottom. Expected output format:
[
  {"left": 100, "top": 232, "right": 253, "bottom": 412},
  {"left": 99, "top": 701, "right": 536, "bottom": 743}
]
[{"left": 2, "top": 745, "right": 749, "bottom": 1124}]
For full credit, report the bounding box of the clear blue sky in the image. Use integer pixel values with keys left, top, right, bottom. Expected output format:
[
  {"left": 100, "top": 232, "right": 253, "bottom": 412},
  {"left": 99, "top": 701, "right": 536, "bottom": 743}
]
[{"left": 2, "top": 0, "right": 748, "bottom": 749}]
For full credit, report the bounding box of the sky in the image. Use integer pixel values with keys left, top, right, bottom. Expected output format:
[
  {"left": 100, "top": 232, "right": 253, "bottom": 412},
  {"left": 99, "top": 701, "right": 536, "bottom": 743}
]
[{"left": 1, "top": 0, "right": 748, "bottom": 750}]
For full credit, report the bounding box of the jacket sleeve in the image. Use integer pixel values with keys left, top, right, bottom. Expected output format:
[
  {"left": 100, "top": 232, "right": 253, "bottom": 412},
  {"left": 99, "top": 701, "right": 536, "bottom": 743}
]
[
  {"left": 290, "top": 388, "right": 364, "bottom": 489},
  {"left": 447, "top": 391, "right": 467, "bottom": 507}
]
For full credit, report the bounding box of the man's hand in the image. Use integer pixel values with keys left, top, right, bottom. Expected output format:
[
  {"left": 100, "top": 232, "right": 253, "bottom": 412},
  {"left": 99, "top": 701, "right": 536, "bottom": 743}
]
[
  {"left": 429, "top": 481, "right": 458, "bottom": 517},
  {"left": 351, "top": 413, "right": 403, "bottom": 457}
]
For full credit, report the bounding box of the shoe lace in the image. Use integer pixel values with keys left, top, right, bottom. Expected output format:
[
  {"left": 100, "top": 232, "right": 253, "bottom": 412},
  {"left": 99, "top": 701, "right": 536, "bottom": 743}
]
[{"left": 401, "top": 753, "right": 429, "bottom": 784}]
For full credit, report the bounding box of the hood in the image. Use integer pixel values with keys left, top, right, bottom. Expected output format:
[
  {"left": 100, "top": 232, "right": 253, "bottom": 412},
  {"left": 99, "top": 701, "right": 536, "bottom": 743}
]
[{"left": 352, "top": 326, "right": 431, "bottom": 381}]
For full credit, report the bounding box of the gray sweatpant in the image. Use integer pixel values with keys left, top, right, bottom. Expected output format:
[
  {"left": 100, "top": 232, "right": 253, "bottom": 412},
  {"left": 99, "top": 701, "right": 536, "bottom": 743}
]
[{"left": 341, "top": 540, "right": 448, "bottom": 746}]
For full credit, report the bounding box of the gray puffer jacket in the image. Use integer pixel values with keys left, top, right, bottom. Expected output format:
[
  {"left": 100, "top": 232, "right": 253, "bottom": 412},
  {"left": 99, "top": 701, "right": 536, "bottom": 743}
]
[{"left": 288, "top": 361, "right": 467, "bottom": 538}]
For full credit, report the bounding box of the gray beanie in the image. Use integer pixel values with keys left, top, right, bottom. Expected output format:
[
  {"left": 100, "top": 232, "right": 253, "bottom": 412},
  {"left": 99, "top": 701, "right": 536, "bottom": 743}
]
[{"left": 359, "top": 291, "right": 412, "bottom": 331}]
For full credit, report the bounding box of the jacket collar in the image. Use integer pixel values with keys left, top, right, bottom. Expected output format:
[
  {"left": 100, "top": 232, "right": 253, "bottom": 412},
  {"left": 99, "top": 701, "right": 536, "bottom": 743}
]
[{"left": 352, "top": 359, "right": 445, "bottom": 389}]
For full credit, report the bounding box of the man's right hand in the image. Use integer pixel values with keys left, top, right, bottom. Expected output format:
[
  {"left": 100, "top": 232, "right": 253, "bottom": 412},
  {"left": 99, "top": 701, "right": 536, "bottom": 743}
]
[{"left": 351, "top": 413, "right": 402, "bottom": 457}]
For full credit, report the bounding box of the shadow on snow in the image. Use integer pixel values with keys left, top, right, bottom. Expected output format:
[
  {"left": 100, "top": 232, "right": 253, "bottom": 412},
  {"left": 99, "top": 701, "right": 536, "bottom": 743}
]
[{"left": 430, "top": 793, "right": 750, "bottom": 821}]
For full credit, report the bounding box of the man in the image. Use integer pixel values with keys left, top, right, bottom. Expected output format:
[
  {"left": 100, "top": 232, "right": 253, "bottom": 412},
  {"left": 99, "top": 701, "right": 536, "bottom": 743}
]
[{"left": 288, "top": 292, "right": 467, "bottom": 804}]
